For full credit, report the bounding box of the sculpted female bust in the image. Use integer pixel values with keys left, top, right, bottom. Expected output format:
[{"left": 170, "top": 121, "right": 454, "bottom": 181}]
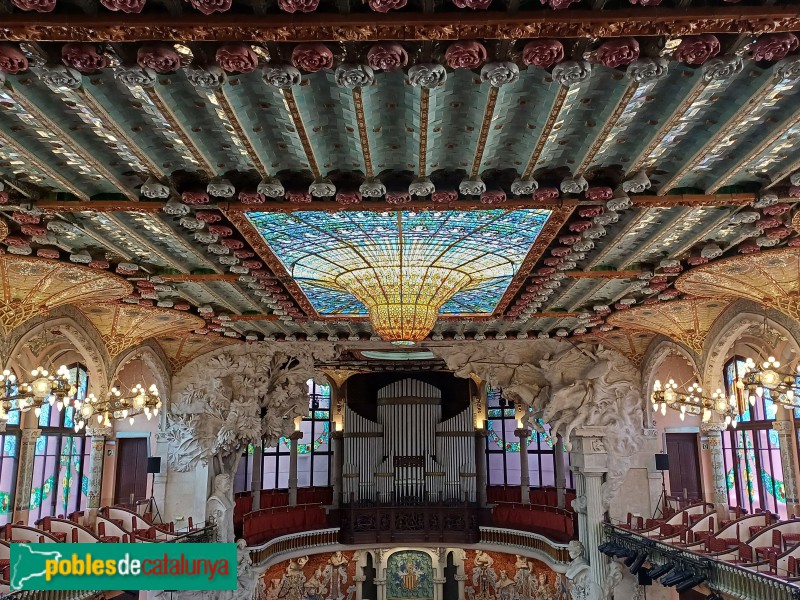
[{"left": 206, "top": 473, "right": 234, "bottom": 543}]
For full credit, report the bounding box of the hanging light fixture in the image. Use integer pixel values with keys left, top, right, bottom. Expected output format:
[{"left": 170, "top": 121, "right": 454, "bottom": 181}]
[
  {"left": 0, "top": 365, "right": 76, "bottom": 421},
  {"left": 651, "top": 379, "right": 739, "bottom": 427},
  {"left": 73, "top": 383, "right": 161, "bottom": 432},
  {"left": 736, "top": 355, "right": 800, "bottom": 412}
]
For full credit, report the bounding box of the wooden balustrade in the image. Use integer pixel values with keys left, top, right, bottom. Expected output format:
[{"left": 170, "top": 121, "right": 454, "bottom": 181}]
[
  {"left": 249, "top": 528, "right": 341, "bottom": 566},
  {"left": 339, "top": 503, "right": 479, "bottom": 545},
  {"left": 479, "top": 527, "right": 571, "bottom": 565}
]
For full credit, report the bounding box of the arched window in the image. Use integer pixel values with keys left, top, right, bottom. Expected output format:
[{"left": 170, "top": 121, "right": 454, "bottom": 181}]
[
  {"left": 721, "top": 356, "right": 786, "bottom": 518},
  {"left": 257, "top": 379, "right": 331, "bottom": 491},
  {"left": 485, "top": 386, "right": 572, "bottom": 489},
  {"left": 28, "top": 363, "right": 92, "bottom": 525}
]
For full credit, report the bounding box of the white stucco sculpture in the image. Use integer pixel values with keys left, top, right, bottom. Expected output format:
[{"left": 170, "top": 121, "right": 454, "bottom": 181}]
[
  {"left": 206, "top": 473, "right": 234, "bottom": 543},
  {"left": 565, "top": 541, "right": 592, "bottom": 600}
]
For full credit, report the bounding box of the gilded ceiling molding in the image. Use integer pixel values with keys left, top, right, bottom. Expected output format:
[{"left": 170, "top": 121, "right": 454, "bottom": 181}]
[
  {"left": 0, "top": 128, "right": 89, "bottom": 200},
  {"left": 574, "top": 80, "right": 639, "bottom": 174},
  {"left": 656, "top": 78, "right": 782, "bottom": 195},
  {"left": 469, "top": 86, "right": 499, "bottom": 179},
  {"left": 78, "top": 303, "right": 206, "bottom": 358},
  {"left": 214, "top": 88, "right": 271, "bottom": 176},
  {"left": 74, "top": 87, "right": 165, "bottom": 179},
  {"left": 280, "top": 88, "right": 321, "bottom": 179},
  {"left": 142, "top": 87, "right": 217, "bottom": 174},
  {"left": 494, "top": 205, "right": 573, "bottom": 315},
  {"left": 417, "top": 87, "right": 430, "bottom": 178},
  {"left": 606, "top": 297, "right": 731, "bottom": 355},
  {"left": 1, "top": 8, "right": 799, "bottom": 42},
  {"left": 706, "top": 103, "right": 800, "bottom": 194},
  {"left": 675, "top": 247, "right": 800, "bottom": 322},
  {"left": 224, "top": 210, "right": 320, "bottom": 318},
  {"left": 624, "top": 76, "right": 709, "bottom": 177},
  {"left": 156, "top": 333, "right": 241, "bottom": 373},
  {"left": 351, "top": 87, "right": 374, "bottom": 179},
  {"left": 6, "top": 86, "right": 138, "bottom": 201},
  {"left": 521, "top": 86, "right": 568, "bottom": 179},
  {"left": 0, "top": 256, "right": 132, "bottom": 335}
]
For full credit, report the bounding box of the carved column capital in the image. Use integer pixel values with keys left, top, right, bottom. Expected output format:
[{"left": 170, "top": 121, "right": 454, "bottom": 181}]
[
  {"left": 86, "top": 425, "right": 113, "bottom": 438},
  {"left": 454, "top": 575, "right": 468, "bottom": 581},
  {"left": 288, "top": 430, "right": 304, "bottom": 441},
  {"left": 700, "top": 422, "right": 728, "bottom": 433},
  {"left": 353, "top": 576, "right": 366, "bottom": 583},
  {"left": 22, "top": 428, "right": 42, "bottom": 441},
  {"left": 514, "top": 428, "right": 531, "bottom": 439}
]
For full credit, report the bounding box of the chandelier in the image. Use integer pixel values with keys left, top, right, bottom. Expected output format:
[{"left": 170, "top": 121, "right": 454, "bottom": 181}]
[
  {"left": 0, "top": 365, "right": 76, "bottom": 421},
  {"left": 736, "top": 355, "right": 800, "bottom": 411},
  {"left": 652, "top": 379, "right": 739, "bottom": 427},
  {"left": 73, "top": 383, "right": 161, "bottom": 432}
]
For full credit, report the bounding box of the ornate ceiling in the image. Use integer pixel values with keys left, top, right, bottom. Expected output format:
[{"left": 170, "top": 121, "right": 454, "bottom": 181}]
[{"left": 0, "top": 1, "right": 798, "bottom": 350}]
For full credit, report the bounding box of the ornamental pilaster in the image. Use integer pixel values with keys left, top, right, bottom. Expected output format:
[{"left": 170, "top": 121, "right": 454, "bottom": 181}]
[
  {"left": 700, "top": 421, "right": 729, "bottom": 518},
  {"left": 773, "top": 406, "right": 800, "bottom": 516},
  {"left": 85, "top": 425, "right": 112, "bottom": 511},
  {"left": 14, "top": 428, "right": 41, "bottom": 513}
]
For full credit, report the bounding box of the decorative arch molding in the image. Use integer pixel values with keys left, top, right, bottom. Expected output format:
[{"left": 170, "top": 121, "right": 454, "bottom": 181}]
[
  {"left": 700, "top": 299, "right": 800, "bottom": 391},
  {"left": 641, "top": 335, "right": 700, "bottom": 398},
  {"left": 5, "top": 307, "right": 110, "bottom": 395},
  {"left": 111, "top": 340, "right": 172, "bottom": 403}
]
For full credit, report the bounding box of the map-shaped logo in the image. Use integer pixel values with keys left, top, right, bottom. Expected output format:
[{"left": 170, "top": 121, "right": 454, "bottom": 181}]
[{"left": 10, "top": 543, "right": 62, "bottom": 590}]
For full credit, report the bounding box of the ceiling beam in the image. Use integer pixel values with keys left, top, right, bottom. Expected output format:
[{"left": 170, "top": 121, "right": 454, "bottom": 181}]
[
  {"left": 26, "top": 192, "right": 764, "bottom": 214},
  {"left": 159, "top": 273, "right": 241, "bottom": 282},
  {"left": 1, "top": 7, "right": 798, "bottom": 42},
  {"left": 562, "top": 270, "right": 642, "bottom": 279}
]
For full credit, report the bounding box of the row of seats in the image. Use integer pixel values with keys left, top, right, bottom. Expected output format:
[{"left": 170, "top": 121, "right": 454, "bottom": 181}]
[
  {"left": 242, "top": 504, "right": 327, "bottom": 546},
  {"left": 492, "top": 503, "right": 575, "bottom": 540},
  {"left": 487, "top": 486, "right": 576, "bottom": 507},
  {"left": 234, "top": 487, "right": 333, "bottom": 531}
]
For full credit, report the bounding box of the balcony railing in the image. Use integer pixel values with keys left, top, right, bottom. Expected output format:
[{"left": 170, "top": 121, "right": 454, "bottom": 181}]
[
  {"left": 339, "top": 502, "right": 479, "bottom": 544},
  {"left": 249, "top": 528, "right": 341, "bottom": 566},
  {"left": 1, "top": 591, "right": 104, "bottom": 600},
  {"left": 479, "top": 527, "right": 571, "bottom": 566},
  {"left": 604, "top": 524, "right": 800, "bottom": 600}
]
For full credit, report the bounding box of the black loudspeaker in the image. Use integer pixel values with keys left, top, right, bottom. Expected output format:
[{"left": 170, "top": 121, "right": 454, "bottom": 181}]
[
  {"left": 637, "top": 570, "right": 652, "bottom": 586},
  {"left": 146, "top": 457, "right": 162, "bottom": 474},
  {"left": 655, "top": 453, "right": 670, "bottom": 471}
]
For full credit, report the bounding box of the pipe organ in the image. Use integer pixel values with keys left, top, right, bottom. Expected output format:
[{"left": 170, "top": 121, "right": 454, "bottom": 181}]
[{"left": 343, "top": 378, "right": 476, "bottom": 503}]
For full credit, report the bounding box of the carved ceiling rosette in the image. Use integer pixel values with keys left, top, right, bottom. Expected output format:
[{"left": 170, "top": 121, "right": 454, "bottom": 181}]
[
  {"left": 607, "top": 298, "right": 731, "bottom": 355},
  {"left": 78, "top": 303, "right": 205, "bottom": 358},
  {"left": 675, "top": 247, "right": 800, "bottom": 322},
  {"left": 0, "top": 256, "right": 132, "bottom": 335}
]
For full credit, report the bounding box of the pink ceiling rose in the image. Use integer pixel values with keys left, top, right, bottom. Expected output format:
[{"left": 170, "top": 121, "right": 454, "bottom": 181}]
[
  {"left": 291, "top": 44, "right": 333, "bottom": 73},
  {"left": 221, "top": 239, "right": 244, "bottom": 250},
  {"left": 10, "top": 0, "right": 55, "bottom": 11},
  {"left": 336, "top": 191, "right": 361, "bottom": 205},
  {"left": 89, "top": 260, "right": 110, "bottom": 269},
  {"left": 596, "top": 37, "right": 640, "bottom": 68},
  {"left": 195, "top": 211, "right": 222, "bottom": 223},
  {"left": 585, "top": 187, "right": 612, "bottom": 201},
  {"left": 242, "top": 260, "right": 263, "bottom": 269},
  {"left": 738, "top": 241, "right": 760, "bottom": 254},
  {"left": 480, "top": 190, "right": 506, "bottom": 204},
  {"left": 762, "top": 203, "right": 790, "bottom": 216},
  {"left": 543, "top": 257, "right": 563, "bottom": 267},
  {"left": 181, "top": 191, "right": 210, "bottom": 205},
  {"left": 61, "top": 43, "right": 108, "bottom": 74},
  {"left": 36, "top": 248, "right": 59, "bottom": 260},
  {"left": 558, "top": 234, "right": 581, "bottom": 245},
  {"left": 137, "top": 44, "right": 181, "bottom": 74},
  {"left": 286, "top": 190, "right": 312, "bottom": 203},
  {"left": 789, "top": 186, "right": 800, "bottom": 198},
  {"left": 453, "top": 0, "right": 491, "bottom": 9},
  {"left": 674, "top": 34, "right": 721, "bottom": 65},
  {"left": 0, "top": 44, "right": 29, "bottom": 74},
  {"left": 238, "top": 191, "right": 265, "bottom": 204},
  {"left": 0, "top": 192, "right": 8, "bottom": 204},
  {"left": 216, "top": 44, "right": 259, "bottom": 73},
  {"left": 537, "top": 267, "right": 556, "bottom": 276},
  {"left": 752, "top": 33, "right": 800, "bottom": 63},
  {"left": 100, "top": 0, "right": 145, "bottom": 12},
  {"left": 20, "top": 224, "right": 46, "bottom": 236},
  {"left": 568, "top": 220, "right": 592, "bottom": 233},
  {"left": 551, "top": 246, "right": 571, "bottom": 257},
  {"left": 185, "top": 0, "right": 231, "bottom": 14},
  {"left": 628, "top": 0, "right": 662, "bottom": 4},
  {"left": 686, "top": 253, "right": 708, "bottom": 266},
  {"left": 386, "top": 192, "right": 411, "bottom": 204},
  {"left": 445, "top": 41, "right": 487, "bottom": 70},
  {"left": 208, "top": 225, "right": 233, "bottom": 237},
  {"left": 11, "top": 211, "right": 39, "bottom": 224},
  {"left": 367, "top": 43, "right": 408, "bottom": 72},
  {"left": 522, "top": 40, "right": 564, "bottom": 69},
  {"left": 278, "top": 0, "right": 319, "bottom": 12},
  {"left": 540, "top": 0, "right": 578, "bottom": 7},
  {"left": 234, "top": 250, "right": 254, "bottom": 259},
  {"left": 432, "top": 190, "right": 457, "bottom": 203},
  {"left": 534, "top": 187, "right": 559, "bottom": 201},
  {"left": 578, "top": 206, "right": 603, "bottom": 218},
  {"left": 368, "top": 0, "right": 406, "bottom": 12},
  {"left": 767, "top": 227, "right": 792, "bottom": 239}
]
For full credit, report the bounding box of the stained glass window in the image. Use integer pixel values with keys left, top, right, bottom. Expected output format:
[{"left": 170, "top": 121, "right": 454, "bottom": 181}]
[
  {"left": 0, "top": 434, "right": 18, "bottom": 526},
  {"left": 246, "top": 210, "right": 551, "bottom": 316},
  {"left": 721, "top": 357, "right": 787, "bottom": 518},
  {"left": 260, "top": 380, "right": 331, "bottom": 490},
  {"left": 484, "top": 386, "right": 573, "bottom": 490}
]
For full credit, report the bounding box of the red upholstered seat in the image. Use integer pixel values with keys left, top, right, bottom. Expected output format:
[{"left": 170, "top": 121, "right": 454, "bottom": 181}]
[
  {"left": 730, "top": 543, "right": 754, "bottom": 565},
  {"left": 99, "top": 536, "right": 120, "bottom": 543}
]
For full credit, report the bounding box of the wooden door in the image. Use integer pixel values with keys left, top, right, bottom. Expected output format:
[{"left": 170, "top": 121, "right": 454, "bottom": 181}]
[
  {"left": 665, "top": 433, "right": 702, "bottom": 500},
  {"left": 114, "top": 437, "right": 148, "bottom": 505}
]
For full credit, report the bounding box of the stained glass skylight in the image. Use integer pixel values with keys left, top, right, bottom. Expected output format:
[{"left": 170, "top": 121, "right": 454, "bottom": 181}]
[{"left": 246, "top": 209, "right": 551, "bottom": 341}]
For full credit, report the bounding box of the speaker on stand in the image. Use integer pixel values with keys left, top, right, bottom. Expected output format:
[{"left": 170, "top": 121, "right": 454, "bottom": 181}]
[
  {"left": 146, "top": 457, "right": 163, "bottom": 523},
  {"left": 652, "top": 453, "right": 670, "bottom": 519}
]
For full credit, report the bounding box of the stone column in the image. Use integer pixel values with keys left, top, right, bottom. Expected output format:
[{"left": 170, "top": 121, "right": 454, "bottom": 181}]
[
  {"left": 374, "top": 578, "right": 386, "bottom": 600},
  {"left": 455, "top": 574, "right": 467, "bottom": 599},
  {"left": 353, "top": 575, "right": 366, "bottom": 600},
  {"left": 432, "top": 577, "right": 446, "bottom": 600},
  {"left": 85, "top": 426, "right": 112, "bottom": 512},
  {"left": 701, "top": 422, "right": 729, "bottom": 519},
  {"left": 288, "top": 430, "right": 303, "bottom": 506},
  {"left": 569, "top": 427, "right": 609, "bottom": 596},
  {"left": 516, "top": 428, "right": 531, "bottom": 504},
  {"left": 13, "top": 428, "right": 41, "bottom": 521},
  {"left": 331, "top": 430, "right": 344, "bottom": 508},
  {"left": 475, "top": 428, "right": 488, "bottom": 507},
  {"left": 554, "top": 434, "right": 566, "bottom": 509},
  {"left": 251, "top": 440, "right": 263, "bottom": 511},
  {"left": 773, "top": 406, "right": 800, "bottom": 516}
]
